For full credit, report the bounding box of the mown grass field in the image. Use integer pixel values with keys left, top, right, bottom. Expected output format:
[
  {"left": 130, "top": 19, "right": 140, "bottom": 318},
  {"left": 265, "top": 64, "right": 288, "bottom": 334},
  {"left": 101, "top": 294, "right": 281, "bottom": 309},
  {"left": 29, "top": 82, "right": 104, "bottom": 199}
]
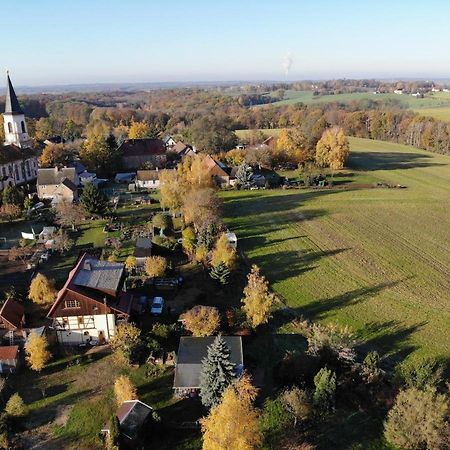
[
  {"left": 415, "top": 106, "right": 450, "bottom": 122},
  {"left": 222, "top": 137, "right": 450, "bottom": 365},
  {"left": 255, "top": 89, "right": 450, "bottom": 109}
]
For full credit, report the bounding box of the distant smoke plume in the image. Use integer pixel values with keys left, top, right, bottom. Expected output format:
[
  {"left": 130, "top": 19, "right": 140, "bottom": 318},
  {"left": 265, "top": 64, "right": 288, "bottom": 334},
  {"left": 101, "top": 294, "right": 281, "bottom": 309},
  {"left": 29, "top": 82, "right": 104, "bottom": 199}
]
[{"left": 282, "top": 52, "right": 293, "bottom": 77}]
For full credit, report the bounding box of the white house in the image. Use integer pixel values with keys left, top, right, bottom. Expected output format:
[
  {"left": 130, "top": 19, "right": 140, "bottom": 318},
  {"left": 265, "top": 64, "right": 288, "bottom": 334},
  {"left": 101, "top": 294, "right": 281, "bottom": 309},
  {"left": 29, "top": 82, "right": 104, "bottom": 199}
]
[
  {"left": 47, "top": 254, "right": 134, "bottom": 345},
  {"left": 37, "top": 167, "right": 79, "bottom": 204},
  {"left": 135, "top": 169, "right": 161, "bottom": 189},
  {"left": 0, "top": 73, "right": 38, "bottom": 190}
]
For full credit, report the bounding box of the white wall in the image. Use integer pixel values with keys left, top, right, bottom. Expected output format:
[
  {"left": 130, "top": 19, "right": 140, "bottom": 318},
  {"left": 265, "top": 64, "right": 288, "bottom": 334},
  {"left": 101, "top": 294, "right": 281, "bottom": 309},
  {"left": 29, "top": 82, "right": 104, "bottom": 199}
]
[
  {"left": 55, "top": 314, "right": 117, "bottom": 345},
  {"left": 3, "top": 113, "right": 31, "bottom": 148}
]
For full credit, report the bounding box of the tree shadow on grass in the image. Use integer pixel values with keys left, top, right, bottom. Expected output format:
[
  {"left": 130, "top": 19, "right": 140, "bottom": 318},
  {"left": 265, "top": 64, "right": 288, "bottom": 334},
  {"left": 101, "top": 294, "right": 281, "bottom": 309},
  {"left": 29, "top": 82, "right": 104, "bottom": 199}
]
[
  {"left": 249, "top": 247, "right": 350, "bottom": 285},
  {"left": 348, "top": 151, "right": 448, "bottom": 171}
]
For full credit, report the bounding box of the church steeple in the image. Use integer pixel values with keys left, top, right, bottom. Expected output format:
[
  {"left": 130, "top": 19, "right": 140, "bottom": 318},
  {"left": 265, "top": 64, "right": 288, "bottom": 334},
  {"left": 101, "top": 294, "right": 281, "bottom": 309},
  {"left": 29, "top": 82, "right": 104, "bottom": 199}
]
[
  {"left": 3, "top": 73, "right": 31, "bottom": 148},
  {"left": 5, "top": 72, "right": 24, "bottom": 115}
]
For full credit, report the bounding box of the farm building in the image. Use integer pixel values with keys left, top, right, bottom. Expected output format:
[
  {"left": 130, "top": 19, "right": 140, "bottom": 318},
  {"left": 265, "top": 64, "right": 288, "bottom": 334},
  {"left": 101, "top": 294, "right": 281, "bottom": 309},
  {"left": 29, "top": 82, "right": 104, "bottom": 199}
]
[
  {"left": 120, "top": 138, "right": 167, "bottom": 170},
  {"left": 133, "top": 237, "right": 152, "bottom": 266},
  {"left": 173, "top": 336, "right": 244, "bottom": 396},
  {"left": 47, "top": 254, "right": 133, "bottom": 345}
]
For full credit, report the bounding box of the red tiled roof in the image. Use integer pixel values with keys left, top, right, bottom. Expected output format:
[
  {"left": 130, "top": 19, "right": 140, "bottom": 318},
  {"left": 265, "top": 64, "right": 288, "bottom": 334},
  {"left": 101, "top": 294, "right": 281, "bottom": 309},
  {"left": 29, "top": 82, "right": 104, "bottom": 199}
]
[
  {"left": 120, "top": 139, "right": 166, "bottom": 157},
  {"left": 0, "top": 298, "right": 24, "bottom": 330},
  {"left": 0, "top": 345, "right": 19, "bottom": 360}
]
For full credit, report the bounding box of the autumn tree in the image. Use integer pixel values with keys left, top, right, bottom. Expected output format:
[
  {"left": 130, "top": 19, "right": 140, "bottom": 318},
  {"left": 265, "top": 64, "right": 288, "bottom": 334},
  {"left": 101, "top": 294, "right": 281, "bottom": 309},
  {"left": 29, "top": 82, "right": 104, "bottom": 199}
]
[
  {"left": 125, "top": 255, "right": 137, "bottom": 272},
  {"left": 80, "top": 183, "right": 108, "bottom": 217},
  {"left": 54, "top": 229, "right": 74, "bottom": 255},
  {"left": 178, "top": 154, "right": 214, "bottom": 189},
  {"left": 80, "top": 133, "right": 121, "bottom": 177},
  {"left": 211, "top": 233, "right": 237, "bottom": 270},
  {"left": 181, "top": 227, "right": 196, "bottom": 256},
  {"left": 39, "top": 143, "right": 74, "bottom": 168},
  {"left": 281, "top": 387, "right": 312, "bottom": 427},
  {"left": 152, "top": 213, "right": 170, "bottom": 236},
  {"left": 144, "top": 256, "right": 167, "bottom": 278},
  {"left": 199, "top": 335, "right": 236, "bottom": 408},
  {"left": 183, "top": 188, "right": 221, "bottom": 232},
  {"left": 55, "top": 201, "right": 84, "bottom": 230},
  {"left": 384, "top": 388, "right": 450, "bottom": 450},
  {"left": 128, "top": 120, "right": 151, "bottom": 139},
  {"left": 5, "top": 393, "right": 26, "bottom": 418},
  {"left": 313, "top": 368, "right": 336, "bottom": 416},
  {"left": 276, "top": 127, "right": 310, "bottom": 165},
  {"left": 26, "top": 333, "right": 51, "bottom": 371},
  {"left": 159, "top": 169, "right": 185, "bottom": 213},
  {"left": 114, "top": 375, "right": 138, "bottom": 406},
  {"left": 182, "top": 306, "right": 220, "bottom": 337},
  {"left": 29, "top": 273, "right": 57, "bottom": 304},
  {"left": 241, "top": 265, "right": 275, "bottom": 329},
  {"left": 201, "top": 375, "right": 263, "bottom": 450},
  {"left": 225, "top": 148, "right": 245, "bottom": 166},
  {"left": 110, "top": 323, "right": 141, "bottom": 365},
  {"left": 195, "top": 245, "right": 209, "bottom": 265},
  {"left": 34, "top": 117, "right": 54, "bottom": 140},
  {"left": 315, "top": 127, "right": 349, "bottom": 170}
]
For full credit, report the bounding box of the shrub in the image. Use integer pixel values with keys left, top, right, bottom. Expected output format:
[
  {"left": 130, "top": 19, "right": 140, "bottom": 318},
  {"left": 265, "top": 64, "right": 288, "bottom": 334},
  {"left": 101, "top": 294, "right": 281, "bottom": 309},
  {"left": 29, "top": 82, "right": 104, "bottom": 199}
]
[
  {"left": 5, "top": 393, "right": 26, "bottom": 418},
  {"left": 182, "top": 305, "right": 220, "bottom": 337},
  {"left": 0, "top": 204, "right": 21, "bottom": 221},
  {"left": 361, "top": 351, "right": 382, "bottom": 384},
  {"left": 114, "top": 375, "right": 138, "bottom": 406},
  {"left": 151, "top": 323, "right": 174, "bottom": 341},
  {"left": 313, "top": 368, "right": 336, "bottom": 416},
  {"left": 144, "top": 256, "right": 167, "bottom": 278},
  {"left": 384, "top": 387, "right": 450, "bottom": 450},
  {"left": 110, "top": 323, "right": 141, "bottom": 365},
  {"left": 25, "top": 333, "right": 51, "bottom": 371},
  {"left": 281, "top": 387, "right": 312, "bottom": 426},
  {"left": 397, "top": 357, "right": 444, "bottom": 390},
  {"left": 28, "top": 273, "right": 58, "bottom": 304}
]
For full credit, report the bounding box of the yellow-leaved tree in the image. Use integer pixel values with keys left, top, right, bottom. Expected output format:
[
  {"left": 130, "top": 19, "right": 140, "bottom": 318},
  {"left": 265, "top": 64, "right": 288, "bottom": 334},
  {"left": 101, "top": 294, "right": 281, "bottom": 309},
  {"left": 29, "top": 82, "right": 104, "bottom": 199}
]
[
  {"left": 144, "top": 256, "right": 167, "bottom": 278},
  {"left": 181, "top": 227, "right": 196, "bottom": 257},
  {"left": 315, "top": 127, "right": 349, "bottom": 170},
  {"left": 110, "top": 323, "right": 141, "bottom": 365},
  {"left": 276, "top": 127, "right": 309, "bottom": 165},
  {"left": 125, "top": 255, "right": 137, "bottom": 272},
  {"left": 182, "top": 305, "right": 220, "bottom": 337},
  {"left": 211, "top": 233, "right": 237, "bottom": 269},
  {"left": 201, "top": 374, "right": 263, "bottom": 450},
  {"left": 241, "top": 265, "right": 275, "bottom": 329},
  {"left": 26, "top": 333, "right": 51, "bottom": 372},
  {"left": 128, "top": 120, "right": 150, "bottom": 139},
  {"left": 159, "top": 169, "right": 186, "bottom": 213},
  {"left": 114, "top": 375, "right": 138, "bottom": 406},
  {"left": 29, "top": 273, "right": 58, "bottom": 304}
]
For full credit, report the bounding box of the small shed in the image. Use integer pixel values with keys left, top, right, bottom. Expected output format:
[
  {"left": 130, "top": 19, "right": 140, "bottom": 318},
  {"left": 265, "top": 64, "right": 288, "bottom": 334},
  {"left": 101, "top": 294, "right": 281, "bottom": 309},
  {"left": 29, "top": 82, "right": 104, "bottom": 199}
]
[
  {"left": 0, "top": 346, "right": 20, "bottom": 374},
  {"left": 134, "top": 238, "right": 152, "bottom": 266},
  {"left": 101, "top": 400, "right": 153, "bottom": 446}
]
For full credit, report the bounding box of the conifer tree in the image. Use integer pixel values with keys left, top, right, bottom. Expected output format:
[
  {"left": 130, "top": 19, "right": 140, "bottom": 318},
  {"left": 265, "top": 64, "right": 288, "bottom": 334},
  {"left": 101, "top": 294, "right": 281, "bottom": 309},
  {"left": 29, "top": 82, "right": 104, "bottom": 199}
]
[
  {"left": 199, "top": 335, "right": 236, "bottom": 409},
  {"left": 313, "top": 367, "right": 336, "bottom": 416},
  {"left": 235, "top": 163, "right": 254, "bottom": 188},
  {"left": 210, "top": 261, "right": 231, "bottom": 285},
  {"left": 80, "top": 183, "right": 108, "bottom": 217}
]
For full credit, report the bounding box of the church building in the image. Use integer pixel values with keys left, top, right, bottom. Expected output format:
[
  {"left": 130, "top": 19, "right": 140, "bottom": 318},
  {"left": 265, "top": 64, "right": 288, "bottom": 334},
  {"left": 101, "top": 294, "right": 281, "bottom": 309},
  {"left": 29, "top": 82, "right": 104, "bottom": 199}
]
[{"left": 1, "top": 73, "right": 38, "bottom": 190}]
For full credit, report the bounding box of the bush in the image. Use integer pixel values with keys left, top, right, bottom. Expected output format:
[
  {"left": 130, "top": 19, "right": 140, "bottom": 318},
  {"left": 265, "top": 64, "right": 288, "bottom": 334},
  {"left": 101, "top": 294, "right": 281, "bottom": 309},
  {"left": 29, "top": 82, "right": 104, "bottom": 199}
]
[
  {"left": 397, "top": 357, "right": 444, "bottom": 390},
  {"left": 384, "top": 387, "right": 450, "bottom": 450},
  {"left": 110, "top": 323, "right": 141, "bottom": 365},
  {"left": 281, "top": 387, "right": 312, "bottom": 426},
  {"left": 182, "top": 305, "right": 221, "bottom": 337},
  {"left": 151, "top": 323, "right": 174, "bottom": 341},
  {"left": 5, "top": 393, "right": 26, "bottom": 418},
  {"left": 144, "top": 256, "right": 167, "bottom": 278},
  {"left": 260, "top": 398, "right": 291, "bottom": 446},
  {"left": 114, "top": 375, "right": 138, "bottom": 406}
]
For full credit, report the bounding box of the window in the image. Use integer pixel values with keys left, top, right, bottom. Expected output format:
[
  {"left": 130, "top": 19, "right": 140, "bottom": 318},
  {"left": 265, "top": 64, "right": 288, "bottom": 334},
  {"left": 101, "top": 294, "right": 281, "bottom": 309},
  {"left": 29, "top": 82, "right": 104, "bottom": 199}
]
[
  {"left": 21, "top": 121, "right": 25, "bottom": 133},
  {"left": 7, "top": 122, "right": 12, "bottom": 133},
  {"left": 64, "top": 300, "right": 81, "bottom": 309}
]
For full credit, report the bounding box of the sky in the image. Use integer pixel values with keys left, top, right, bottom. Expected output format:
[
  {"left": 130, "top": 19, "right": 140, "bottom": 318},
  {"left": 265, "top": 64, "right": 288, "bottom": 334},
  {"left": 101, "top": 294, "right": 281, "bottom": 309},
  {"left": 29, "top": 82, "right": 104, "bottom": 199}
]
[{"left": 3, "top": 0, "right": 450, "bottom": 86}]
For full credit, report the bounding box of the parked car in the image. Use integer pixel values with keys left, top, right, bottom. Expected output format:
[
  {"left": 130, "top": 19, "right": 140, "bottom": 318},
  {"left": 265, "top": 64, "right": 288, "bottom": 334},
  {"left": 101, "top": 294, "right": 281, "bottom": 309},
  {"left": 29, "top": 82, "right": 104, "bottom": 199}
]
[{"left": 151, "top": 297, "right": 164, "bottom": 315}]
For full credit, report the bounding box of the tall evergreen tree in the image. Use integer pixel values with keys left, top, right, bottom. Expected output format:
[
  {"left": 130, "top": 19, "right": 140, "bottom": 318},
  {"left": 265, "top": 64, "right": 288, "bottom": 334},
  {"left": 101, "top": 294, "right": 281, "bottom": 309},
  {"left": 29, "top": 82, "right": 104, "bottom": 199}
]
[
  {"left": 199, "top": 335, "right": 236, "bottom": 408},
  {"left": 80, "top": 183, "right": 108, "bottom": 217},
  {"left": 210, "top": 261, "right": 231, "bottom": 285},
  {"left": 235, "top": 163, "right": 253, "bottom": 188}
]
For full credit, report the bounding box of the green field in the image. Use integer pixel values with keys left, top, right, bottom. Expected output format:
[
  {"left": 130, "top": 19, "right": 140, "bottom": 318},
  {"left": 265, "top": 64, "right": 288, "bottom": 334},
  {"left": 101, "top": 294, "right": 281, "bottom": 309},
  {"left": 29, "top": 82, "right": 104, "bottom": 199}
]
[
  {"left": 415, "top": 106, "right": 450, "bottom": 122},
  {"left": 255, "top": 89, "right": 450, "bottom": 110},
  {"left": 222, "top": 137, "right": 450, "bottom": 364}
]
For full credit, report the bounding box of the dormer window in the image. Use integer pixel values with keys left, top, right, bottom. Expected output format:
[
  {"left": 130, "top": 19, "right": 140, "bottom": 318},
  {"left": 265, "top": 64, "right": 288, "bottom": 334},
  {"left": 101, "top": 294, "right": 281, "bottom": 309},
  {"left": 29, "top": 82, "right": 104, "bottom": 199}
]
[
  {"left": 65, "top": 300, "right": 81, "bottom": 309},
  {"left": 21, "top": 121, "right": 25, "bottom": 133}
]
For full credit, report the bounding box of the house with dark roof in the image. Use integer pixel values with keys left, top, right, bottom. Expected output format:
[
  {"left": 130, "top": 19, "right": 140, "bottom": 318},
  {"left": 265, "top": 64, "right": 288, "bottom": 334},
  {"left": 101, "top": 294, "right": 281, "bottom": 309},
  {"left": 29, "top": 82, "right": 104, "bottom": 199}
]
[
  {"left": 101, "top": 400, "right": 153, "bottom": 447},
  {"left": 173, "top": 336, "right": 244, "bottom": 396},
  {"left": 37, "top": 167, "right": 79, "bottom": 204},
  {"left": 0, "top": 73, "right": 38, "bottom": 190},
  {"left": 119, "top": 138, "right": 167, "bottom": 170},
  {"left": 47, "top": 254, "right": 134, "bottom": 345}
]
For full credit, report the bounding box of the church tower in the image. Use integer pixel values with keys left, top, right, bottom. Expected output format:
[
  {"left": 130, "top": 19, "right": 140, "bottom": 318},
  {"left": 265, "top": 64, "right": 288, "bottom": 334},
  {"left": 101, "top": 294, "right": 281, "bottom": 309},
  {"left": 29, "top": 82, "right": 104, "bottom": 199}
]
[{"left": 3, "top": 73, "right": 31, "bottom": 148}]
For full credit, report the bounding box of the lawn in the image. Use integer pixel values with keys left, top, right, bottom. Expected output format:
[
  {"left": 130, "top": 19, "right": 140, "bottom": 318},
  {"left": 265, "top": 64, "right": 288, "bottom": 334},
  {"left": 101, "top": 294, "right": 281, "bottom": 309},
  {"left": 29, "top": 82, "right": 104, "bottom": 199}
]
[
  {"left": 222, "top": 137, "right": 450, "bottom": 366},
  {"left": 415, "top": 106, "right": 450, "bottom": 123}
]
